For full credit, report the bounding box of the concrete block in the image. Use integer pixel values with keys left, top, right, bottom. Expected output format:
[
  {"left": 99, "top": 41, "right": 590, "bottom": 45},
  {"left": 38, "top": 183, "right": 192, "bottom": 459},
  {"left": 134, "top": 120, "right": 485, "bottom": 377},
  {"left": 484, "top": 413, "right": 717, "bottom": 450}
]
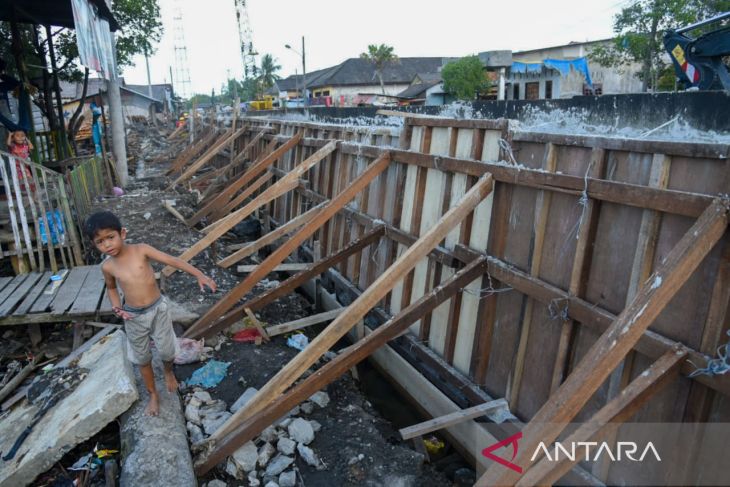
[{"left": 0, "top": 330, "right": 138, "bottom": 487}]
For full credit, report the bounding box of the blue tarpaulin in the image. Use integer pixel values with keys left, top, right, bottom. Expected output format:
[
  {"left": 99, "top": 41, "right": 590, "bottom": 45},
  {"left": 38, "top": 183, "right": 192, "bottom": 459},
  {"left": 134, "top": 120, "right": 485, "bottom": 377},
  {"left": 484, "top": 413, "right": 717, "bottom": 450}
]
[{"left": 511, "top": 57, "right": 593, "bottom": 88}]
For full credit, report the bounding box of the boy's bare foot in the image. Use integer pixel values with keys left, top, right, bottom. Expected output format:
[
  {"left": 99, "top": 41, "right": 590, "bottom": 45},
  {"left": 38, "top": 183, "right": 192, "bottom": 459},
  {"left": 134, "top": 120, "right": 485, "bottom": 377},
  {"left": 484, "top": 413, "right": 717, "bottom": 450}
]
[
  {"left": 145, "top": 393, "right": 159, "bottom": 416},
  {"left": 164, "top": 369, "right": 179, "bottom": 393}
]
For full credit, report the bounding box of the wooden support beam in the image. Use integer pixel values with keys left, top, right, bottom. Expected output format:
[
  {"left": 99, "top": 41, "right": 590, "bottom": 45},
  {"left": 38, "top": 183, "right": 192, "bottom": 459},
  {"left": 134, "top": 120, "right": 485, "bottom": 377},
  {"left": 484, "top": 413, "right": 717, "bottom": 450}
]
[
  {"left": 163, "top": 201, "right": 189, "bottom": 226},
  {"left": 184, "top": 152, "right": 390, "bottom": 336},
  {"left": 517, "top": 346, "right": 687, "bottom": 487},
  {"left": 265, "top": 309, "right": 343, "bottom": 337},
  {"left": 166, "top": 129, "right": 217, "bottom": 175},
  {"left": 236, "top": 263, "right": 311, "bottom": 273},
  {"left": 509, "top": 142, "right": 558, "bottom": 407},
  {"left": 245, "top": 307, "right": 269, "bottom": 342},
  {"left": 184, "top": 226, "right": 385, "bottom": 339},
  {"left": 161, "top": 141, "right": 336, "bottom": 276},
  {"left": 168, "top": 126, "right": 247, "bottom": 189},
  {"left": 550, "top": 148, "right": 607, "bottom": 393},
  {"left": 205, "top": 171, "right": 275, "bottom": 225},
  {"left": 205, "top": 172, "right": 492, "bottom": 446},
  {"left": 229, "top": 126, "right": 270, "bottom": 168},
  {"left": 187, "top": 133, "right": 300, "bottom": 226},
  {"left": 218, "top": 203, "right": 325, "bottom": 268},
  {"left": 399, "top": 398, "right": 509, "bottom": 440},
  {"left": 265, "top": 135, "right": 715, "bottom": 218},
  {"left": 193, "top": 253, "right": 491, "bottom": 474},
  {"left": 477, "top": 198, "right": 729, "bottom": 487}
]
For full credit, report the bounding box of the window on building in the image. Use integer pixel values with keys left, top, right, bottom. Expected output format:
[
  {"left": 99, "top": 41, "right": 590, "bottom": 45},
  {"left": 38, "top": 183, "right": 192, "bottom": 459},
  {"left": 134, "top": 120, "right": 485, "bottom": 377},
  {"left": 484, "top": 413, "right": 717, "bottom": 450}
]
[
  {"left": 583, "top": 83, "right": 602, "bottom": 96},
  {"left": 513, "top": 83, "right": 520, "bottom": 100},
  {"left": 525, "top": 82, "right": 539, "bottom": 100},
  {"left": 545, "top": 80, "right": 553, "bottom": 99},
  {"left": 322, "top": 90, "right": 330, "bottom": 96}
]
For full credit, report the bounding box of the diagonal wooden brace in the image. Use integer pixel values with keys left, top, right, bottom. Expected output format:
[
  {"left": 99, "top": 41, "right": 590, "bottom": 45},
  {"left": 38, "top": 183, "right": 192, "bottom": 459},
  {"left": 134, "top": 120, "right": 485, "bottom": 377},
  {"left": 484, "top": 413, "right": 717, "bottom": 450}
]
[
  {"left": 161, "top": 140, "right": 336, "bottom": 276},
  {"left": 193, "top": 254, "right": 491, "bottom": 474},
  {"left": 477, "top": 198, "right": 729, "bottom": 487},
  {"left": 206, "top": 172, "right": 493, "bottom": 445},
  {"left": 183, "top": 226, "right": 385, "bottom": 339}
]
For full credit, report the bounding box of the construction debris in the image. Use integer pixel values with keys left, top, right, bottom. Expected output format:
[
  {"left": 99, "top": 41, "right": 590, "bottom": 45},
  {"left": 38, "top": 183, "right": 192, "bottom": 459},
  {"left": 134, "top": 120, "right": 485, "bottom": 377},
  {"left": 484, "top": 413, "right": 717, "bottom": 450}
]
[{"left": 0, "top": 331, "right": 137, "bottom": 487}]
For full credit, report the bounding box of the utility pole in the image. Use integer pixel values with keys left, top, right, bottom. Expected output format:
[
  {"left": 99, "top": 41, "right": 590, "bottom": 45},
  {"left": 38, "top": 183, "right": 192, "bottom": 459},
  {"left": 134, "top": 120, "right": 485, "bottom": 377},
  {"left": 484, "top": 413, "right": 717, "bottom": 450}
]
[
  {"left": 145, "top": 48, "right": 153, "bottom": 98},
  {"left": 301, "top": 36, "right": 307, "bottom": 115},
  {"left": 106, "top": 36, "right": 128, "bottom": 186}
]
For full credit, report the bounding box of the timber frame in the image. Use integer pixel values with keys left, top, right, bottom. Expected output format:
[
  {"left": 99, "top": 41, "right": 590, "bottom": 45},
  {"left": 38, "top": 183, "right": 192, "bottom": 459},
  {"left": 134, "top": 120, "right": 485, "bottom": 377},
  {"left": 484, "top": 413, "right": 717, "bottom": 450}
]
[{"left": 165, "top": 114, "right": 730, "bottom": 485}]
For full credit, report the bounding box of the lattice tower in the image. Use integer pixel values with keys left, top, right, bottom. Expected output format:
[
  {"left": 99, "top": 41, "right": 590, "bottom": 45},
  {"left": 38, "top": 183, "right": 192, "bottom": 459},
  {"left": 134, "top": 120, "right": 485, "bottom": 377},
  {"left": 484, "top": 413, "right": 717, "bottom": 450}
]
[{"left": 172, "top": 0, "right": 192, "bottom": 99}]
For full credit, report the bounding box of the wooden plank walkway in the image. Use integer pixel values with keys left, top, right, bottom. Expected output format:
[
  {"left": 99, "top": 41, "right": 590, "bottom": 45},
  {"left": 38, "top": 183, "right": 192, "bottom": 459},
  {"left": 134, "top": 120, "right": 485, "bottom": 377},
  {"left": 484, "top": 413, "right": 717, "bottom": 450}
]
[{"left": 0, "top": 266, "right": 113, "bottom": 325}]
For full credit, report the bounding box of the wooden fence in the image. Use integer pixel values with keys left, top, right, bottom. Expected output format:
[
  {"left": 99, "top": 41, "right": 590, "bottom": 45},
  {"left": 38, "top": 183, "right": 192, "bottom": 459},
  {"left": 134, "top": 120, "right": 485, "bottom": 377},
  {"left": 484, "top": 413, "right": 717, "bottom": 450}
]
[
  {"left": 165, "top": 115, "right": 729, "bottom": 485},
  {"left": 0, "top": 151, "right": 84, "bottom": 274},
  {"left": 67, "top": 155, "right": 115, "bottom": 225},
  {"left": 251, "top": 116, "right": 728, "bottom": 482}
]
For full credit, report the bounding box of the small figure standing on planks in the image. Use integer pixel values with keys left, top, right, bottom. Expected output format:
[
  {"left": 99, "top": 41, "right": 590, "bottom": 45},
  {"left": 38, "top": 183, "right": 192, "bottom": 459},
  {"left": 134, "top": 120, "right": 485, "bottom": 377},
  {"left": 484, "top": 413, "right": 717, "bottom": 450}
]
[
  {"left": 85, "top": 211, "right": 217, "bottom": 416},
  {"left": 6, "top": 129, "right": 35, "bottom": 192}
]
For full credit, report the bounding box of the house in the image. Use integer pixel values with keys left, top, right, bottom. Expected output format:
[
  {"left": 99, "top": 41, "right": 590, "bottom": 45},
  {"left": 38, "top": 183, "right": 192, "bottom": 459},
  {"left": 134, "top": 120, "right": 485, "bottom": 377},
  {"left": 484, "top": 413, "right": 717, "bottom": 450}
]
[
  {"left": 492, "top": 39, "right": 643, "bottom": 100},
  {"left": 396, "top": 73, "right": 450, "bottom": 106},
  {"left": 275, "top": 57, "right": 445, "bottom": 107}
]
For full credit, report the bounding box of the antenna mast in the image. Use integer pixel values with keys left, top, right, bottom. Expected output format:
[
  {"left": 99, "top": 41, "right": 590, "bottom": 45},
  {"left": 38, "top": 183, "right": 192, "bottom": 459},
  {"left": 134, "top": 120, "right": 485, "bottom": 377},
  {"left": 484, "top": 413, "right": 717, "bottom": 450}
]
[{"left": 172, "top": 0, "right": 192, "bottom": 99}]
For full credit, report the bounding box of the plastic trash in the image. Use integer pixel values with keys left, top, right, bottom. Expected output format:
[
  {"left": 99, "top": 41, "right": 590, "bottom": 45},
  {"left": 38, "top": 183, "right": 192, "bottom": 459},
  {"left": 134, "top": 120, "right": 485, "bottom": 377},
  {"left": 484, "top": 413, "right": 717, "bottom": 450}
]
[
  {"left": 232, "top": 328, "right": 261, "bottom": 343},
  {"left": 69, "top": 453, "right": 93, "bottom": 471},
  {"left": 286, "top": 333, "right": 309, "bottom": 351},
  {"left": 187, "top": 359, "right": 230, "bottom": 388},
  {"left": 112, "top": 186, "right": 124, "bottom": 196},
  {"left": 39, "top": 210, "right": 65, "bottom": 245},
  {"left": 174, "top": 338, "right": 204, "bottom": 364}
]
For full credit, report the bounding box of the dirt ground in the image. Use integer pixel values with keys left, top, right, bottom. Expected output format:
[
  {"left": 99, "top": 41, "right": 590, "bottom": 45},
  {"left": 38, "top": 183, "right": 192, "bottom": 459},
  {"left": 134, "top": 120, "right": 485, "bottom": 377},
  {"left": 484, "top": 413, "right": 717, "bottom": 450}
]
[{"left": 1, "top": 122, "right": 475, "bottom": 486}]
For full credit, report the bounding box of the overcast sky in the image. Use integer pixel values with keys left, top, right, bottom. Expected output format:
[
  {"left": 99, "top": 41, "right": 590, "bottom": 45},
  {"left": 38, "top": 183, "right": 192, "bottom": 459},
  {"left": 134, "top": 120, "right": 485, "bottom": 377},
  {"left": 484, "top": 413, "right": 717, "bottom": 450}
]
[{"left": 121, "top": 0, "right": 627, "bottom": 95}]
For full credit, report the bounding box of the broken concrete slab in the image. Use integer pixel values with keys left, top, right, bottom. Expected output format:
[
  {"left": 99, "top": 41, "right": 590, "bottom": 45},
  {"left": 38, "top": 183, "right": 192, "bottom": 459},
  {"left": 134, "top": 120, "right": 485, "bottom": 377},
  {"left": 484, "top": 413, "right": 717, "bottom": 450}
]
[
  {"left": 120, "top": 353, "right": 195, "bottom": 487},
  {"left": 0, "top": 330, "right": 138, "bottom": 487}
]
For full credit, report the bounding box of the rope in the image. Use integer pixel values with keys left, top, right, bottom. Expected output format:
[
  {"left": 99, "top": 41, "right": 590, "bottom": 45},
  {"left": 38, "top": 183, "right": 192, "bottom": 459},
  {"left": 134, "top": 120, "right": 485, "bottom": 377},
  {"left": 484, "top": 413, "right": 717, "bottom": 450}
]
[
  {"left": 689, "top": 330, "right": 730, "bottom": 377},
  {"left": 498, "top": 138, "right": 518, "bottom": 166}
]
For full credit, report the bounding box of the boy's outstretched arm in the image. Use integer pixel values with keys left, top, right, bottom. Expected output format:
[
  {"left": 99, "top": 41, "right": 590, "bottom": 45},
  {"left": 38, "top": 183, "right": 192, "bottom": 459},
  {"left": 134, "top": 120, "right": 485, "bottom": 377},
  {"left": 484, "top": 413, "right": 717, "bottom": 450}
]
[{"left": 142, "top": 244, "right": 217, "bottom": 292}]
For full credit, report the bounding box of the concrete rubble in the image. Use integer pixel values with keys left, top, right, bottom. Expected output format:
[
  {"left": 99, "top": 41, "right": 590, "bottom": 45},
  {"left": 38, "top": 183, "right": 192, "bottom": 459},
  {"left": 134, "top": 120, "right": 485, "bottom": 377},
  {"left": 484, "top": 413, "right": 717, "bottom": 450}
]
[
  {"left": 182, "top": 386, "right": 331, "bottom": 484},
  {"left": 0, "top": 331, "right": 138, "bottom": 487}
]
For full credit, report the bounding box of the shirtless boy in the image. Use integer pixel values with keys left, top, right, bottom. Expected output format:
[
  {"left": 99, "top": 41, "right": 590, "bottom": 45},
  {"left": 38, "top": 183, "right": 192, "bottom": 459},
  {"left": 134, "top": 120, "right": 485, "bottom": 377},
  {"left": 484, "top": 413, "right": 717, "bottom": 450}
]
[{"left": 85, "top": 211, "right": 216, "bottom": 415}]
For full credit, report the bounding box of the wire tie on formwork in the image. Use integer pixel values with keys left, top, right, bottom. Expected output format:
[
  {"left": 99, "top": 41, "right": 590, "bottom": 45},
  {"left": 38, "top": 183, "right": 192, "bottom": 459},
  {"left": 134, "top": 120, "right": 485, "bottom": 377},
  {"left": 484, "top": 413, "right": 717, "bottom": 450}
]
[
  {"left": 498, "top": 138, "right": 518, "bottom": 166},
  {"left": 689, "top": 330, "right": 730, "bottom": 377},
  {"left": 548, "top": 298, "right": 570, "bottom": 321}
]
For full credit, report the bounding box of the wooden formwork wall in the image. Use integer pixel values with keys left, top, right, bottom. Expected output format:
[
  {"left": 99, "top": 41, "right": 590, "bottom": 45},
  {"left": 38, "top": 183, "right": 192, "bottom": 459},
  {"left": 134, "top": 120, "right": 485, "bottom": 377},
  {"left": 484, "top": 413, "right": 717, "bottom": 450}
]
[{"left": 237, "top": 116, "right": 729, "bottom": 483}]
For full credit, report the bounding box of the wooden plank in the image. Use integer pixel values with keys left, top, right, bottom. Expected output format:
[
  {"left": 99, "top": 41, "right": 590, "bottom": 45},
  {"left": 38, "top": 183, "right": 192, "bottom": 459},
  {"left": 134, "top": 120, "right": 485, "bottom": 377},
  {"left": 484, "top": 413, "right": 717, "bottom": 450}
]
[
  {"left": 167, "top": 128, "right": 238, "bottom": 188},
  {"left": 167, "top": 129, "right": 218, "bottom": 175},
  {"left": 163, "top": 201, "right": 189, "bottom": 226},
  {"left": 0, "top": 275, "right": 31, "bottom": 309},
  {"left": 245, "top": 307, "right": 269, "bottom": 342},
  {"left": 208, "top": 171, "right": 275, "bottom": 223},
  {"left": 509, "top": 142, "right": 558, "bottom": 407},
  {"left": 185, "top": 152, "right": 391, "bottom": 337},
  {"left": 549, "top": 148, "right": 607, "bottom": 393},
  {"left": 399, "top": 399, "right": 508, "bottom": 440},
  {"left": 187, "top": 135, "right": 295, "bottom": 226},
  {"left": 517, "top": 347, "right": 687, "bottom": 487},
  {"left": 0, "top": 277, "right": 14, "bottom": 295},
  {"left": 29, "top": 269, "right": 68, "bottom": 313},
  {"left": 185, "top": 226, "right": 386, "bottom": 339},
  {"left": 194, "top": 253, "right": 493, "bottom": 474},
  {"left": 477, "top": 198, "right": 728, "bottom": 487},
  {"left": 49, "top": 266, "right": 92, "bottom": 315},
  {"left": 1, "top": 158, "right": 29, "bottom": 272},
  {"left": 218, "top": 203, "right": 324, "bottom": 268},
  {"left": 266, "top": 309, "right": 343, "bottom": 337},
  {"left": 207, "top": 172, "right": 493, "bottom": 445},
  {"left": 236, "top": 263, "right": 311, "bottom": 273},
  {"left": 161, "top": 141, "right": 336, "bottom": 277},
  {"left": 595, "top": 152, "right": 671, "bottom": 479},
  {"left": 9, "top": 155, "right": 37, "bottom": 271},
  {"left": 69, "top": 266, "right": 105, "bottom": 315},
  {"left": 452, "top": 129, "right": 499, "bottom": 373},
  {"left": 0, "top": 272, "right": 42, "bottom": 317}
]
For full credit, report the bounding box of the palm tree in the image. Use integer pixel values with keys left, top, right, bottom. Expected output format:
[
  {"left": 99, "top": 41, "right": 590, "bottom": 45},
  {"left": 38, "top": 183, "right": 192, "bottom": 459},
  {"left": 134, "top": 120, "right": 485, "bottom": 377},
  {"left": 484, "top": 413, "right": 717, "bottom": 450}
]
[
  {"left": 258, "top": 54, "right": 282, "bottom": 92},
  {"left": 360, "top": 44, "right": 398, "bottom": 95}
]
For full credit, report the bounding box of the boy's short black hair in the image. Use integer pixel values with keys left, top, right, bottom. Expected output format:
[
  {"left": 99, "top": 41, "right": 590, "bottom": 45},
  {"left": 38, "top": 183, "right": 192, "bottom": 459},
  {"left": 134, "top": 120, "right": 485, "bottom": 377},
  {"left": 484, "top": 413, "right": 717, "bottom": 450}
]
[{"left": 85, "top": 211, "right": 122, "bottom": 240}]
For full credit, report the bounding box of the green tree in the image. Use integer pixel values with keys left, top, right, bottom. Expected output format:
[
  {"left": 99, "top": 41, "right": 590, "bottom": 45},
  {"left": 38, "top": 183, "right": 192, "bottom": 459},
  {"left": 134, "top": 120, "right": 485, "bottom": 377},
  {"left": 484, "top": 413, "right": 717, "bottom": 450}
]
[
  {"left": 360, "top": 44, "right": 398, "bottom": 94},
  {"left": 257, "top": 54, "right": 281, "bottom": 92},
  {"left": 442, "top": 55, "right": 490, "bottom": 100},
  {"left": 590, "top": 0, "right": 730, "bottom": 91}
]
